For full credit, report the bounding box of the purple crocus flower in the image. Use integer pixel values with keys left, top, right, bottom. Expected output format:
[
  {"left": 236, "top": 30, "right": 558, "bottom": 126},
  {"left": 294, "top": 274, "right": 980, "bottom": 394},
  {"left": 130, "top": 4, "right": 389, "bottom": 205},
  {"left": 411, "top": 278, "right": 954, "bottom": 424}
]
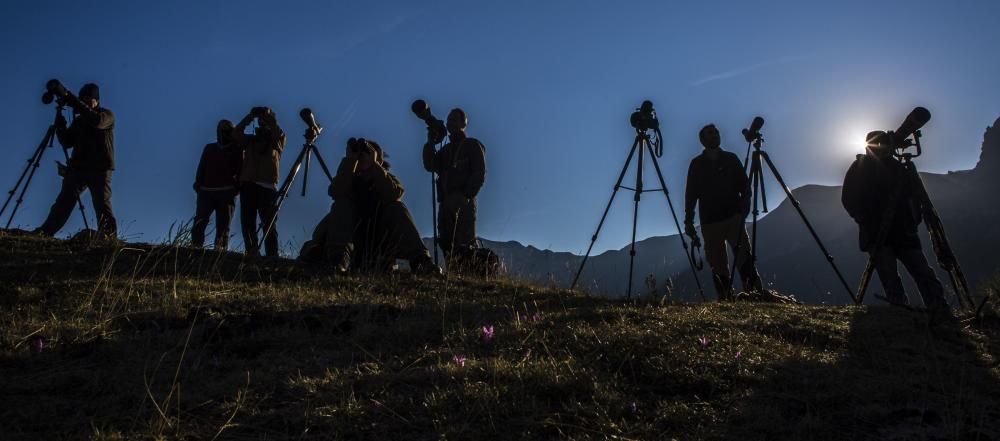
[
  {"left": 31, "top": 336, "right": 44, "bottom": 353},
  {"left": 481, "top": 325, "right": 495, "bottom": 344},
  {"left": 698, "top": 336, "right": 709, "bottom": 347},
  {"left": 453, "top": 355, "right": 467, "bottom": 367}
]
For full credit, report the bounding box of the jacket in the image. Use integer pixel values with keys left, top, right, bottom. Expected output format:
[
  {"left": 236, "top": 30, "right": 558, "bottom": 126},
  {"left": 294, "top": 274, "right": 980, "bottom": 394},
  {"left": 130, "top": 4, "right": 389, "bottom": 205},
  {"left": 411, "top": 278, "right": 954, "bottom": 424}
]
[
  {"left": 329, "top": 157, "right": 405, "bottom": 212},
  {"left": 58, "top": 107, "right": 115, "bottom": 171},
  {"left": 684, "top": 148, "right": 749, "bottom": 225},
  {"left": 194, "top": 142, "right": 242, "bottom": 191},
  {"left": 232, "top": 116, "right": 285, "bottom": 185},
  {"left": 422, "top": 137, "right": 486, "bottom": 198},
  {"left": 842, "top": 152, "right": 922, "bottom": 251}
]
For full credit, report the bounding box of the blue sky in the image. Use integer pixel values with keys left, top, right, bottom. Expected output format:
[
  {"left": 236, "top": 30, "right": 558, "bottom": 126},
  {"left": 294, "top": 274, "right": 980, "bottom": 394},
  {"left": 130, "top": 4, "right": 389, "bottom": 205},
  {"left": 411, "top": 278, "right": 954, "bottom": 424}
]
[{"left": 2, "top": 0, "right": 998, "bottom": 254}]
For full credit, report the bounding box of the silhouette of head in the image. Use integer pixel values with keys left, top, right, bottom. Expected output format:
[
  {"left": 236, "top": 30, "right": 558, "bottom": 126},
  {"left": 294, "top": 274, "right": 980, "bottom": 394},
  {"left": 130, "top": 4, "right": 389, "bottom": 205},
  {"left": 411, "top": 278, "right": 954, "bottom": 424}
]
[
  {"left": 699, "top": 124, "right": 721, "bottom": 149},
  {"left": 447, "top": 108, "right": 468, "bottom": 138},
  {"left": 78, "top": 83, "right": 100, "bottom": 109},
  {"left": 217, "top": 119, "right": 235, "bottom": 145},
  {"left": 866, "top": 130, "right": 891, "bottom": 157}
]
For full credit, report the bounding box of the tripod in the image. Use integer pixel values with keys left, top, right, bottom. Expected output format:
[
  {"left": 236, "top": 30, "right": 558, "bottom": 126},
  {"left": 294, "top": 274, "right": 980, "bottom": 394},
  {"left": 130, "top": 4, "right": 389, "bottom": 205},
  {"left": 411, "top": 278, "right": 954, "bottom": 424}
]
[
  {"left": 730, "top": 135, "right": 856, "bottom": 303},
  {"left": 1, "top": 105, "right": 89, "bottom": 230},
  {"left": 855, "top": 134, "right": 976, "bottom": 309},
  {"left": 259, "top": 133, "right": 333, "bottom": 241},
  {"left": 571, "top": 128, "right": 706, "bottom": 300}
]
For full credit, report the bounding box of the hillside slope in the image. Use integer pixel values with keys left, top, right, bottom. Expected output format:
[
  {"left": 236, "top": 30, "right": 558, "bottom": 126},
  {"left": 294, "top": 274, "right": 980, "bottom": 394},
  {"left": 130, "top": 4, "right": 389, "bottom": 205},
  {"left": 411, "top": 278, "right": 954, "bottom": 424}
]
[{"left": 2, "top": 232, "right": 1000, "bottom": 440}]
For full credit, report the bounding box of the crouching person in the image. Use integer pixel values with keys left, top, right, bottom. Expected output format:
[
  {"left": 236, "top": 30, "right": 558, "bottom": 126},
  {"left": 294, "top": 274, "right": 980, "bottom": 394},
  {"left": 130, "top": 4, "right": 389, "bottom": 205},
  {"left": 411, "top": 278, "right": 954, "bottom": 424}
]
[{"left": 299, "top": 138, "right": 440, "bottom": 275}]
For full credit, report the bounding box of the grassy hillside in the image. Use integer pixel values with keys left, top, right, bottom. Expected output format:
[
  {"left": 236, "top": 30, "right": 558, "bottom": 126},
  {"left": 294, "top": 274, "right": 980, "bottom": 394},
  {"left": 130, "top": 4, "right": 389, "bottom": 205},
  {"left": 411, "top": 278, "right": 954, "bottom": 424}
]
[{"left": 1, "top": 231, "right": 999, "bottom": 440}]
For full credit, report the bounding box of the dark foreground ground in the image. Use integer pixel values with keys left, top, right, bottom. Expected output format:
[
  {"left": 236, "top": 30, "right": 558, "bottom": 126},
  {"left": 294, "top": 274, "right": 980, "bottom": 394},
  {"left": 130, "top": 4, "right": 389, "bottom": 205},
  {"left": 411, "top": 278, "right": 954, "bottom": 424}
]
[{"left": 1, "top": 231, "right": 999, "bottom": 440}]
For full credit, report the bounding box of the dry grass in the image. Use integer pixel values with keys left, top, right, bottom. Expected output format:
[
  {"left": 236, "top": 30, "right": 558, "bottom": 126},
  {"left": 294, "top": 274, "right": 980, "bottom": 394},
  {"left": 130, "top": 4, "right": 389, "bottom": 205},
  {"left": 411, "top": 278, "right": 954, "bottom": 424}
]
[{"left": 1, "top": 230, "right": 999, "bottom": 440}]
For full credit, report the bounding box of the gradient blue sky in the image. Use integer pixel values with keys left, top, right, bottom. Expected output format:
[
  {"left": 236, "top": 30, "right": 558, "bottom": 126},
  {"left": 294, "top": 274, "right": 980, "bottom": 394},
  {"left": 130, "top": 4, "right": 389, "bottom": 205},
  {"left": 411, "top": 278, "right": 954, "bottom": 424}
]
[{"left": 2, "top": 0, "right": 998, "bottom": 254}]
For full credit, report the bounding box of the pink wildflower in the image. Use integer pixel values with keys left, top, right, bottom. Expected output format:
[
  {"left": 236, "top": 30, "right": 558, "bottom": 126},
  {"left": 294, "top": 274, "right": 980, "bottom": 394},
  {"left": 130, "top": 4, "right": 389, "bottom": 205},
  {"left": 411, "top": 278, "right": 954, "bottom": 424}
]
[
  {"left": 453, "top": 355, "right": 467, "bottom": 367},
  {"left": 481, "top": 325, "right": 495, "bottom": 344}
]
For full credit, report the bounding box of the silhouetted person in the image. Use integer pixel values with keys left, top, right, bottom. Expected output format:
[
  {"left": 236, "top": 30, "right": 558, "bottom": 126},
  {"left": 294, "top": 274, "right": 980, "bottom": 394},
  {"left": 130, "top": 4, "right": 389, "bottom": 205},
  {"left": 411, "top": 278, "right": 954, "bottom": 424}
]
[
  {"left": 232, "top": 107, "right": 285, "bottom": 257},
  {"left": 684, "top": 124, "right": 762, "bottom": 300},
  {"left": 422, "top": 108, "right": 486, "bottom": 264},
  {"left": 299, "top": 138, "right": 439, "bottom": 275},
  {"left": 191, "top": 120, "right": 242, "bottom": 250},
  {"left": 842, "top": 131, "right": 948, "bottom": 309},
  {"left": 36, "top": 83, "right": 118, "bottom": 238}
]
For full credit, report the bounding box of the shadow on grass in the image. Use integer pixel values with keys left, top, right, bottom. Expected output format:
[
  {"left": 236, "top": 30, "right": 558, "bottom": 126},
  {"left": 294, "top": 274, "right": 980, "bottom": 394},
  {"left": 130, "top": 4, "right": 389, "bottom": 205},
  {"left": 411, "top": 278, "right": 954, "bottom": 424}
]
[{"left": 724, "top": 306, "right": 1000, "bottom": 441}]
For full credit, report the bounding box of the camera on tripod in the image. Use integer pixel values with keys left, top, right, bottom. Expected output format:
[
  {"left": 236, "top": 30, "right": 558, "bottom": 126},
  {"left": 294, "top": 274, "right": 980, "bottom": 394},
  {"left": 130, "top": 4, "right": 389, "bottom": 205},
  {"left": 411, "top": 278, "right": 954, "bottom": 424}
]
[
  {"left": 869, "top": 107, "right": 931, "bottom": 158},
  {"left": 41, "top": 79, "right": 69, "bottom": 106},
  {"left": 742, "top": 117, "right": 765, "bottom": 144},
  {"left": 411, "top": 99, "right": 447, "bottom": 145},
  {"left": 629, "top": 100, "right": 659, "bottom": 132}
]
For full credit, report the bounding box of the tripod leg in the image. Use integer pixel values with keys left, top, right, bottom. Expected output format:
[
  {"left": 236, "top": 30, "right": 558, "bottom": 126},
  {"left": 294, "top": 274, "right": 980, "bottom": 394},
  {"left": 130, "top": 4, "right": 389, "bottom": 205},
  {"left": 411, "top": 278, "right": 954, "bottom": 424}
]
[
  {"left": 432, "top": 173, "right": 439, "bottom": 265},
  {"left": 643, "top": 141, "right": 707, "bottom": 301},
  {"left": 6, "top": 126, "right": 59, "bottom": 229},
  {"left": 309, "top": 145, "right": 335, "bottom": 182},
  {"left": 302, "top": 147, "right": 312, "bottom": 197},
  {"left": 728, "top": 161, "right": 758, "bottom": 294},
  {"left": 911, "top": 167, "right": 974, "bottom": 309},
  {"left": 1, "top": 126, "right": 53, "bottom": 222},
  {"left": 759, "top": 152, "right": 857, "bottom": 303},
  {"left": 748, "top": 154, "right": 761, "bottom": 291},
  {"left": 625, "top": 142, "right": 646, "bottom": 300},
  {"left": 571, "top": 137, "right": 641, "bottom": 291},
  {"left": 259, "top": 145, "right": 309, "bottom": 240}
]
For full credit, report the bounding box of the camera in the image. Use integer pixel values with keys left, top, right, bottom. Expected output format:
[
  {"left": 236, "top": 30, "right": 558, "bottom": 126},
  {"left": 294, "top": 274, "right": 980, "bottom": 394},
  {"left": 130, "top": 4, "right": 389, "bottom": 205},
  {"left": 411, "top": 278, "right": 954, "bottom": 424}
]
[
  {"left": 300, "top": 108, "right": 323, "bottom": 141},
  {"left": 742, "top": 116, "right": 765, "bottom": 143},
  {"left": 630, "top": 100, "right": 659, "bottom": 132},
  {"left": 411, "top": 99, "right": 447, "bottom": 145},
  {"left": 41, "top": 79, "right": 69, "bottom": 105},
  {"left": 889, "top": 107, "right": 930, "bottom": 150}
]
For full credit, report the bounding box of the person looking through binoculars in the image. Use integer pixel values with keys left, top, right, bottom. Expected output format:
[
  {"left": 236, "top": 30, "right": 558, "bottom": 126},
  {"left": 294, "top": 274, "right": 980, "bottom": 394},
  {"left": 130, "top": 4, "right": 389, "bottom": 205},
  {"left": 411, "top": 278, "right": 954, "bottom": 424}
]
[
  {"left": 421, "top": 108, "right": 487, "bottom": 265},
  {"left": 35, "top": 81, "right": 118, "bottom": 239},
  {"left": 232, "top": 106, "right": 285, "bottom": 257},
  {"left": 684, "top": 124, "right": 763, "bottom": 300},
  {"left": 298, "top": 138, "right": 440, "bottom": 275},
  {"left": 191, "top": 120, "right": 242, "bottom": 250},
  {"left": 842, "top": 131, "right": 948, "bottom": 310}
]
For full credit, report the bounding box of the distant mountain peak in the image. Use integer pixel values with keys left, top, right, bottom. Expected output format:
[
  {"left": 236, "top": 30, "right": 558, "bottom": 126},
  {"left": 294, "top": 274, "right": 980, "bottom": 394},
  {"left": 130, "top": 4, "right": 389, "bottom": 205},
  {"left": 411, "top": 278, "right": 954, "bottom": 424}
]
[{"left": 975, "top": 116, "right": 1000, "bottom": 173}]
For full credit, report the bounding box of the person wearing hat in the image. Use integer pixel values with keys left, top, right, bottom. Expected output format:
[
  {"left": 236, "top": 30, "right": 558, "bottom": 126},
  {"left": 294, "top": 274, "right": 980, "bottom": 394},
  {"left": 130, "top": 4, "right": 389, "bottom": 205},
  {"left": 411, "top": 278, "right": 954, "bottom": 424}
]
[
  {"left": 231, "top": 106, "right": 286, "bottom": 257},
  {"left": 421, "top": 108, "right": 487, "bottom": 266},
  {"left": 842, "top": 131, "right": 948, "bottom": 309},
  {"left": 191, "top": 119, "right": 242, "bottom": 250},
  {"left": 36, "top": 82, "right": 118, "bottom": 238},
  {"left": 299, "top": 138, "right": 440, "bottom": 275},
  {"left": 683, "top": 124, "right": 762, "bottom": 300}
]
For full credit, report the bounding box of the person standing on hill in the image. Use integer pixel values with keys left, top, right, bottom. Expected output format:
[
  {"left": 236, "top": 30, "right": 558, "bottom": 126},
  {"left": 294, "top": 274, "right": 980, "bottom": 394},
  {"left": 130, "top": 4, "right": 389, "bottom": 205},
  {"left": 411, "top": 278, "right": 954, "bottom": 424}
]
[
  {"left": 191, "top": 120, "right": 242, "bottom": 250},
  {"left": 232, "top": 107, "right": 285, "bottom": 257},
  {"left": 422, "top": 108, "right": 486, "bottom": 266},
  {"left": 842, "top": 131, "right": 948, "bottom": 310},
  {"left": 683, "top": 124, "right": 763, "bottom": 300},
  {"left": 35, "top": 83, "right": 118, "bottom": 239}
]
